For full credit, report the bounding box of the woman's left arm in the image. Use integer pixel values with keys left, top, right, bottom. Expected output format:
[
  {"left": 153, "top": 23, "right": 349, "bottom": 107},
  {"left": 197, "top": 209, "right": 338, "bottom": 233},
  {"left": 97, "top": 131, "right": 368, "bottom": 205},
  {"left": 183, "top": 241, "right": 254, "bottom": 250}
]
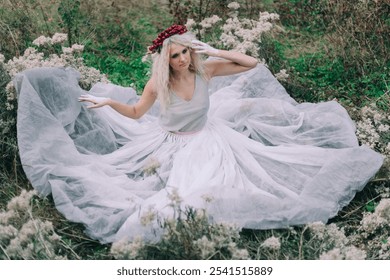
[{"left": 192, "top": 40, "right": 258, "bottom": 78}]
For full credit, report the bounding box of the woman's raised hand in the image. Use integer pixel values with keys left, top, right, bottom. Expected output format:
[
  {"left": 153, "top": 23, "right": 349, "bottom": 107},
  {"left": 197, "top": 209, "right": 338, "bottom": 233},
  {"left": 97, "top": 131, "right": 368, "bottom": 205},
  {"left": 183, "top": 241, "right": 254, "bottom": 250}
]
[
  {"left": 191, "top": 40, "right": 219, "bottom": 56},
  {"left": 78, "top": 94, "right": 111, "bottom": 109}
]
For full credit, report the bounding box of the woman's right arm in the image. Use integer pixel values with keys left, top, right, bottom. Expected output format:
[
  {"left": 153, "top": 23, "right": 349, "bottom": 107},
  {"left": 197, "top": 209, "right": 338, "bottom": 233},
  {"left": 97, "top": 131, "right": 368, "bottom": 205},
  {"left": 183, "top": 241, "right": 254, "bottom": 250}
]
[{"left": 79, "top": 78, "right": 157, "bottom": 119}]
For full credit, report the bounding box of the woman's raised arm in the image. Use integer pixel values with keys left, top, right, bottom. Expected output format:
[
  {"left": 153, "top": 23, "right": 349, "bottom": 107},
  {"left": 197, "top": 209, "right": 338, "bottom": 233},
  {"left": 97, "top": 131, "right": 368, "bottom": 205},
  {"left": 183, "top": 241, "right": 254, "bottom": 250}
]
[
  {"left": 78, "top": 77, "right": 157, "bottom": 119},
  {"left": 192, "top": 40, "right": 258, "bottom": 78}
]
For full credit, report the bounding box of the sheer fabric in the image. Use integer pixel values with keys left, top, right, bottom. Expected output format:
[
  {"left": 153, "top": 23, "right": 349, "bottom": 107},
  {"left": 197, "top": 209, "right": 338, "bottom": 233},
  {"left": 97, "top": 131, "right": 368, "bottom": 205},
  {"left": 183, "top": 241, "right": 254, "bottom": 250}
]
[{"left": 15, "top": 66, "right": 383, "bottom": 243}]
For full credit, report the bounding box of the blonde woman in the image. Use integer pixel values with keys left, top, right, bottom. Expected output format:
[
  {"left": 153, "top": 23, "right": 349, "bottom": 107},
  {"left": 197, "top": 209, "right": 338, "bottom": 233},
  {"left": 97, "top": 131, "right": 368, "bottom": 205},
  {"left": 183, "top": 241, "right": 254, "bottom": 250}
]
[{"left": 17, "top": 25, "right": 383, "bottom": 243}]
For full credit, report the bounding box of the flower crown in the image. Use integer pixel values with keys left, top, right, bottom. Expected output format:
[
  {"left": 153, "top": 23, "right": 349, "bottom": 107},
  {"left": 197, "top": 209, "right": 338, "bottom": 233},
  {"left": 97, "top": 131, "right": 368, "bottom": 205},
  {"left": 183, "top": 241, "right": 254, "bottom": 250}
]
[{"left": 148, "top": 24, "right": 188, "bottom": 53}]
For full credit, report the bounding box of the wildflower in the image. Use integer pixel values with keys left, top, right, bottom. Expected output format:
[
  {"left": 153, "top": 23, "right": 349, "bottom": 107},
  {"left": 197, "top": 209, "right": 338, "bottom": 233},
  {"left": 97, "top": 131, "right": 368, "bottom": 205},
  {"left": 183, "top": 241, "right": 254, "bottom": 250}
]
[
  {"left": 307, "top": 221, "right": 326, "bottom": 239},
  {"left": 227, "top": 2, "right": 240, "bottom": 10},
  {"left": 62, "top": 47, "right": 73, "bottom": 54},
  {"left": 194, "top": 236, "right": 216, "bottom": 259},
  {"left": 32, "top": 35, "right": 51, "bottom": 46},
  {"left": 167, "top": 187, "right": 183, "bottom": 206},
  {"left": 110, "top": 236, "right": 144, "bottom": 259},
  {"left": 261, "top": 236, "right": 281, "bottom": 250},
  {"left": 51, "top": 33, "right": 68, "bottom": 44},
  {"left": 7, "top": 190, "right": 36, "bottom": 212},
  {"left": 142, "top": 157, "right": 161, "bottom": 176},
  {"left": 0, "top": 53, "right": 5, "bottom": 64},
  {"left": 275, "top": 69, "right": 289, "bottom": 81},
  {"left": 185, "top": 18, "right": 196, "bottom": 31},
  {"left": 343, "top": 246, "right": 366, "bottom": 260},
  {"left": 140, "top": 206, "right": 157, "bottom": 226},
  {"left": 374, "top": 199, "right": 390, "bottom": 220},
  {"left": 320, "top": 248, "right": 343, "bottom": 260},
  {"left": 71, "top": 44, "right": 84, "bottom": 53}
]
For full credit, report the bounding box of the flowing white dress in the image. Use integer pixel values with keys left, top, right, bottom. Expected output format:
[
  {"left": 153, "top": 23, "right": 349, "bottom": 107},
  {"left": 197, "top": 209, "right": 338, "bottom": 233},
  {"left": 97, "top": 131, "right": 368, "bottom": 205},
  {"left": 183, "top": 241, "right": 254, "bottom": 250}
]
[{"left": 14, "top": 65, "right": 383, "bottom": 243}]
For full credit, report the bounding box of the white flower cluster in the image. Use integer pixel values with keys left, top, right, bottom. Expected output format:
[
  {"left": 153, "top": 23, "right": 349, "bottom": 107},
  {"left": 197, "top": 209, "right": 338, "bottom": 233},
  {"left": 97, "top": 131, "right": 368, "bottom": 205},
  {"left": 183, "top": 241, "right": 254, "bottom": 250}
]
[
  {"left": 32, "top": 33, "right": 68, "bottom": 46},
  {"left": 261, "top": 236, "right": 281, "bottom": 250},
  {"left": 110, "top": 236, "right": 145, "bottom": 260},
  {"left": 360, "top": 199, "right": 390, "bottom": 235},
  {"left": 0, "top": 190, "right": 66, "bottom": 260},
  {"left": 2, "top": 33, "right": 109, "bottom": 113},
  {"left": 274, "top": 69, "right": 289, "bottom": 81},
  {"left": 0, "top": 53, "right": 5, "bottom": 64},
  {"left": 186, "top": 4, "right": 279, "bottom": 59},
  {"left": 319, "top": 245, "right": 366, "bottom": 260},
  {"left": 192, "top": 222, "right": 248, "bottom": 260},
  {"left": 227, "top": 2, "right": 240, "bottom": 10},
  {"left": 356, "top": 102, "right": 390, "bottom": 156}
]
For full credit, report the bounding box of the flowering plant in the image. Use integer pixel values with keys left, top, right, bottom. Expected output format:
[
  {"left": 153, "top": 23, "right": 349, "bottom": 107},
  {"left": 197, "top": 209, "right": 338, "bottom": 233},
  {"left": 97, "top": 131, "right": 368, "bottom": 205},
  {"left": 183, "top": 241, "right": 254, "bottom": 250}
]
[{"left": 148, "top": 24, "right": 188, "bottom": 53}]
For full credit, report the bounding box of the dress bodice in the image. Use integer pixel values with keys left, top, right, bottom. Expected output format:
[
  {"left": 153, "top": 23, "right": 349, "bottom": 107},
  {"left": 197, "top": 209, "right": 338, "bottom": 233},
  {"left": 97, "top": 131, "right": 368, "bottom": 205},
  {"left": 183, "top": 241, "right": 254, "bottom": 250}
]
[{"left": 159, "top": 74, "right": 209, "bottom": 133}]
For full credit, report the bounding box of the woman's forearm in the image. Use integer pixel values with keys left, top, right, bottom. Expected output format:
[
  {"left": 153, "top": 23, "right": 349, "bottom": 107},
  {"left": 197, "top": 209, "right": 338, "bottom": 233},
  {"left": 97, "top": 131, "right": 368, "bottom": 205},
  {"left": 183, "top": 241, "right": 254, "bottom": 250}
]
[
  {"left": 215, "top": 50, "right": 258, "bottom": 68},
  {"left": 107, "top": 99, "right": 139, "bottom": 119}
]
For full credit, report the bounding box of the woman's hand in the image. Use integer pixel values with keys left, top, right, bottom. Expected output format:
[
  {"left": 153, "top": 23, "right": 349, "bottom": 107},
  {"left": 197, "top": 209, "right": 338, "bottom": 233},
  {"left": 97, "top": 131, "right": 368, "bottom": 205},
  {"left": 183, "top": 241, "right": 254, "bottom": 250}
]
[
  {"left": 78, "top": 94, "right": 111, "bottom": 109},
  {"left": 191, "top": 40, "right": 219, "bottom": 56}
]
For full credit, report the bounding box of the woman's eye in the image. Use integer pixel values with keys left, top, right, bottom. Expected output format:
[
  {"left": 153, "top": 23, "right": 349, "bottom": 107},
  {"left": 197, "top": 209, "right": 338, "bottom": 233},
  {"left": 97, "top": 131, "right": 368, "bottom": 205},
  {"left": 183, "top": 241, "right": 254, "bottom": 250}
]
[
  {"left": 172, "top": 54, "right": 179, "bottom": 59},
  {"left": 182, "top": 49, "right": 188, "bottom": 54}
]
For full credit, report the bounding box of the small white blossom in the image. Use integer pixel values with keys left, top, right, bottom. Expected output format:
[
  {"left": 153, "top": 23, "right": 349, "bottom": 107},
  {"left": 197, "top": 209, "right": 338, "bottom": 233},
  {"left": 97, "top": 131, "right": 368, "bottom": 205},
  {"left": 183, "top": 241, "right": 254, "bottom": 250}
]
[
  {"left": 110, "top": 237, "right": 144, "bottom": 259},
  {"left": 0, "top": 53, "right": 5, "bottom": 64},
  {"left": 227, "top": 2, "right": 240, "bottom": 10},
  {"left": 275, "top": 69, "right": 289, "bottom": 81},
  {"left": 261, "top": 236, "right": 281, "bottom": 250},
  {"left": 32, "top": 35, "right": 52, "bottom": 46},
  {"left": 320, "top": 248, "right": 343, "bottom": 260},
  {"left": 51, "top": 33, "right": 68, "bottom": 44},
  {"left": 194, "top": 236, "right": 216, "bottom": 259},
  {"left": 142, "top": 157, "right": 161, "bottom": 176},
  {"left": 71, "top": 44, "right": 84, "bottom": 53}
]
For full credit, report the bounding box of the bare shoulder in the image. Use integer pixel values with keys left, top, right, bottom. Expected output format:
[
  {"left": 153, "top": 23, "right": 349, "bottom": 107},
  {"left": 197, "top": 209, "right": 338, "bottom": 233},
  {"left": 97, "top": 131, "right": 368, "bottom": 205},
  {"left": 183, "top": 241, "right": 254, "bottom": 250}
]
[{"left": 142, "top": 76, "right": 157, "bottom": 97}]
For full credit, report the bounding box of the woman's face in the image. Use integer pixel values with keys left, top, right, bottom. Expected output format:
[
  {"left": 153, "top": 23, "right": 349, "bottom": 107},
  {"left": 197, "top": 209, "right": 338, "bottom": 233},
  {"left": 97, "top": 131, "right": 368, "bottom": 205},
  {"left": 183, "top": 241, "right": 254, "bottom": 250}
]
[{"left": 169, "top": 43, "right": 191, "bottom": 72}]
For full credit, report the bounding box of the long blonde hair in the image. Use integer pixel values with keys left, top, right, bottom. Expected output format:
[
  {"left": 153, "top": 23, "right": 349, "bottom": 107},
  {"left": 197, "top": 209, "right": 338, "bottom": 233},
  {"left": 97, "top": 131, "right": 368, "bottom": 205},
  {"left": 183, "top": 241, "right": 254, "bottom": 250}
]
[{"left": 151, "top": 32, "right": 206, "bottom": 110}]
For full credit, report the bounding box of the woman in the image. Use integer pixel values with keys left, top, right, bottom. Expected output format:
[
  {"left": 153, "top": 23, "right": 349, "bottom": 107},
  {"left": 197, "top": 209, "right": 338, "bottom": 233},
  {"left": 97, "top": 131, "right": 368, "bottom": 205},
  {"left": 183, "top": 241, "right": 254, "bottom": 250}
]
[{"left": 16, "top": 25, "right": 383, "bottom": 243}]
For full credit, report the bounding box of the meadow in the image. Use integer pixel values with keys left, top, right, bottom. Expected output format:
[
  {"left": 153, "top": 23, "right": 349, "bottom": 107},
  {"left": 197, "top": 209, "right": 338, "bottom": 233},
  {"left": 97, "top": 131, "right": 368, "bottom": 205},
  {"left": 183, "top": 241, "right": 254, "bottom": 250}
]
[{"left": 0, "top": 0, "right": 389, "bottom": 260}]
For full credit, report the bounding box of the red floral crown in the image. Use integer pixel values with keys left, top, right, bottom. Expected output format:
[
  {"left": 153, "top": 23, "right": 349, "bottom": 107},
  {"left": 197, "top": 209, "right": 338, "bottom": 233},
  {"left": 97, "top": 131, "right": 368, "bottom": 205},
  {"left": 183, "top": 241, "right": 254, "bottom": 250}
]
[{"left": 148, "top": 24, "right": 188, "bottom": 53}]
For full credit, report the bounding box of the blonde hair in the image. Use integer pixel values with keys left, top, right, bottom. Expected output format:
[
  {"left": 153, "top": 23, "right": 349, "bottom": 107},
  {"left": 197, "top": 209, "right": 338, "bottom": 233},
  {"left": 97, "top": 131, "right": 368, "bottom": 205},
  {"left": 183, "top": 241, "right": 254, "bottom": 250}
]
[{"left": 151, "top": 32, "right": 206, "bottom": 110}]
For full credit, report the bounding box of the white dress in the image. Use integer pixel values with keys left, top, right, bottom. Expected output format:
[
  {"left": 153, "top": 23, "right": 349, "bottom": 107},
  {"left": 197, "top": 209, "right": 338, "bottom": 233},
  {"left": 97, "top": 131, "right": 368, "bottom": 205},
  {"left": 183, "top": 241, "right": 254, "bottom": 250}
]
[{"left": 14, "top": 66, "right": 384, "bottom": 243}]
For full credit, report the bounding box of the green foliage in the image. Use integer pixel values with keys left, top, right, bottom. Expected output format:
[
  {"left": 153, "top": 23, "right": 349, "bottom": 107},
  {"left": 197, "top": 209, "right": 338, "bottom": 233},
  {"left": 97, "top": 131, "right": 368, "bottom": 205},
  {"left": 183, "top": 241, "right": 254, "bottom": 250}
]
[{"left": 58, "top": 0, "right": 81, "bottom": 45}]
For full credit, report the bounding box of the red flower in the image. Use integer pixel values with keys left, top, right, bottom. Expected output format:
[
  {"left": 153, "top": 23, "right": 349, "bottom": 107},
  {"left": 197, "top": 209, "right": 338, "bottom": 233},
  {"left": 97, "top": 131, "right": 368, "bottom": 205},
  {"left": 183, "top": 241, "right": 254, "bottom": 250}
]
[{"left": 148, "top": 24, "right": 188, "bottom": 53}]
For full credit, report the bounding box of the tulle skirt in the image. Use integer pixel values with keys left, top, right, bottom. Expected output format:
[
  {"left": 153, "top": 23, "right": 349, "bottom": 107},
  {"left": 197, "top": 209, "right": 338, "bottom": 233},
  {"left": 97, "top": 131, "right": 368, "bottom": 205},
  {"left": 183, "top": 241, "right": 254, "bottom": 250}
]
[{"left": 15, "top": 65, "right": 384, "bottom": 243}]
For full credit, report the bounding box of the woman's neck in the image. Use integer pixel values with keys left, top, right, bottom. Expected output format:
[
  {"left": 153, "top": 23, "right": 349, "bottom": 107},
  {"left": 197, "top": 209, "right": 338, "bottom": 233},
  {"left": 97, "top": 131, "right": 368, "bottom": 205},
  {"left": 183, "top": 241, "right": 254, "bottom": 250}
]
[{"left": 170, "top": 69, "right": 194, "bottom": 81}]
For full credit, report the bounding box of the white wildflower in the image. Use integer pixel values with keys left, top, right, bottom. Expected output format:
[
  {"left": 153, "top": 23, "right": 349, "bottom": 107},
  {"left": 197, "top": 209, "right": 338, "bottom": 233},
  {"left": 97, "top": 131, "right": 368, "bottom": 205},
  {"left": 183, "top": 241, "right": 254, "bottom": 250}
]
[
  {"left": 374, "top": 199, "right": 390, "bottom": 220},
  {"left": 320, "top": 248, "right": 343, "bottom": 260},
  {"left": 0, "top": 210, "right": 16, "bottom": 225},
  {"left": 110, "top": 236, "right": 144, "bottom": 259},
  {"left": 194, "top": 236, "right": 216, "bottom": 259},
  {"left": 142, "top": 157, "right": 161, "bottom": 176},
  {"left": 167, "top": 187, "right": 183, "bottom": 206},
  {"left": 200, "top": 15, "right": 222, "bottom": 29},
  {"left": 140, "top": 206, "right": 157, "bottom": 226},
  {"left": 32, "top": 35, "right": 51, "bottom": 46},
  {"left": 0, "top": 224, "right": 18, "bottom": 243},
  {"left": 275, "top": 69, "right": 289, "bottom": 81},
  {"left": 185, "top": 18, "right": 196, "bottom": 31},
  {"left": 0, "top": 53, "right": 5, "bottom": 64},
  {"left": 71, "top": 44, "right": 84, "bottom": 53},
  {"left": 261, "top": 236, "right": 281, "bottom": 250},
  {"left": 227, "top": 2, "right": 240, "bottom": 10},
  {"left": 7, "top": 190, "right": 36, "bottom": 212},
  {"left": 62, "top": 47, "right": 73, "bottom": 54},
  {"left": 307, "top": 221, "right": 326, "bottom": 239},
  {"left": 343, "top": 246, "right": 366, "bottom": 260},
  {"left": 51, "top": 33, "right": 68, "bottom": 44}
]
